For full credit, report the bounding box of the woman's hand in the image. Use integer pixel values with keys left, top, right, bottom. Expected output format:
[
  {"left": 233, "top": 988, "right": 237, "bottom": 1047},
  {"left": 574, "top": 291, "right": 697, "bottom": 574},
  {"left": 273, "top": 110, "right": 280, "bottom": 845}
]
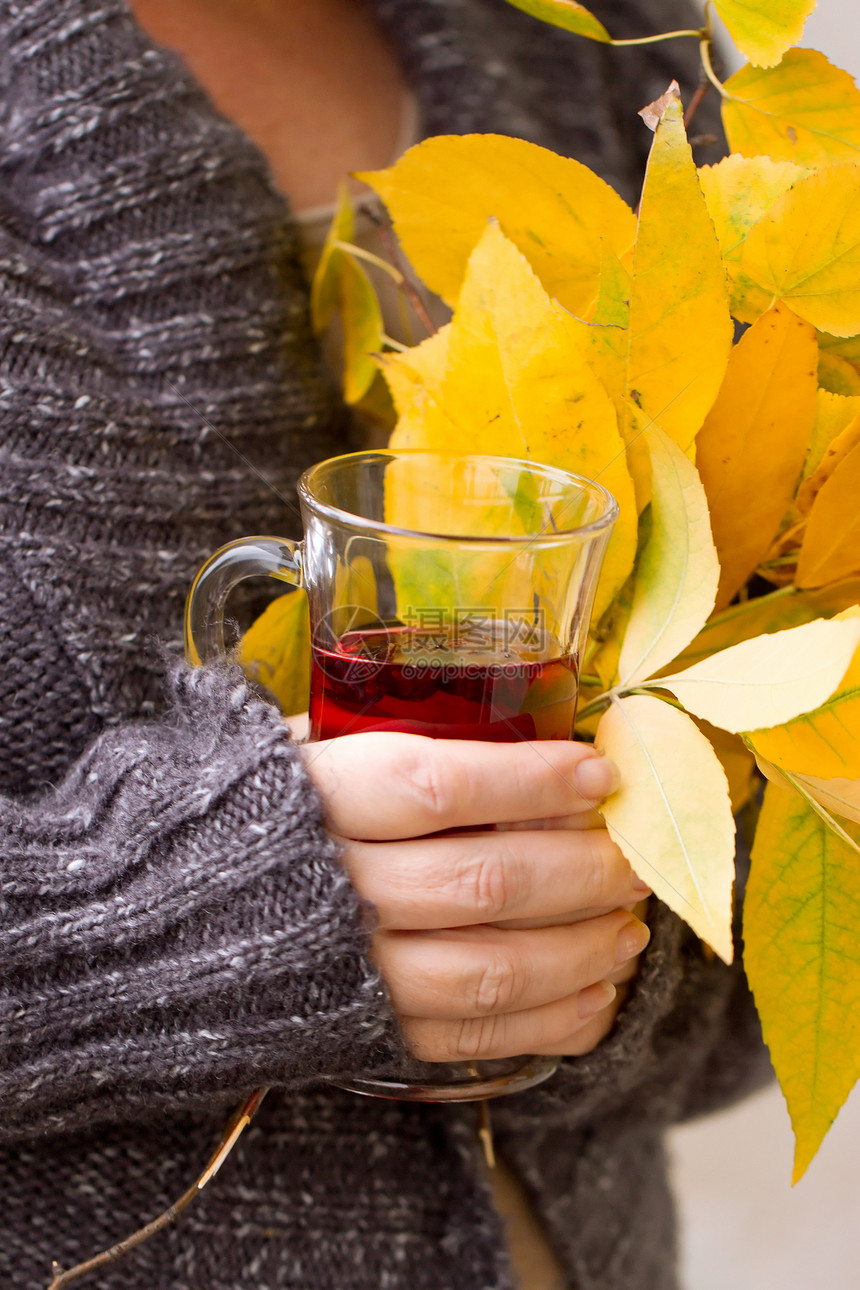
[{"left": 302, "top": 732, "right": 650, "bottom": 1062}]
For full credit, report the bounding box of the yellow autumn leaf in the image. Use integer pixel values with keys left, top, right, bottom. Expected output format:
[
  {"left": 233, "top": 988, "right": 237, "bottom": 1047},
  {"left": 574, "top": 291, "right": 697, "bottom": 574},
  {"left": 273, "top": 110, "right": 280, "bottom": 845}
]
[
  {"left": 359, "top": 134, "right": 636, "bottom": 315},
  {"left": 384, "top": 221, "right": 638, "bottom": 621},
  {"left": 239, "top": 590, "right": 310, "bottom": 715},
  {"left": 746, "top": 636, "right": 860, "bottom": 778},
  {"left": 745, "top": 781, "right": 860, "bottom": 1181},
  {"left": 738, "top": 166, "right": 860, "bottom": 337},
  {"left": 596, "top": 694, "right": 735, "bottom": 962},
  {"left": 626, "top": 98, "right": 733, "bottom": 456},
  {"left": 617, "top": 427, "right": 719, "bottom": 687},
  {"left": 723, "top": 50, "right": 860, "bottom": 168},
  {"left": 796, "top": 439, "right": 860, "bottom": 586},
  {"left": 714, "top": 0, "right": 815, "bottom": 69},
  {"left": 501, "top": 0, "right": 609, "bottom": 41},
  {"left": 696, "top": 303, "right": 817, "bottom": 609},
  {"left": 656, "top": 616, "right": 860, "bottom": 733},
  {"left": 796, "top": 407, "right": 860, "bottom": 514},
  {"left": 698, "top": 155, "right": 809, "bottom": 262},
  {"left": 793, "top": 772, "right": 860, "bottom": 825},
  {"left": 665, "top": 578, "right": 860, "bottom": 672}
]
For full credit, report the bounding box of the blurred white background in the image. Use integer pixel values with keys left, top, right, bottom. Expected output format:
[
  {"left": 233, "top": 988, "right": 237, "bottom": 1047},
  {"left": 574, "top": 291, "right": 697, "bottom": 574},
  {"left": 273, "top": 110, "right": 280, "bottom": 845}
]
[{"left": 673, "top": 8, "right": 860, "bottom": 1288}]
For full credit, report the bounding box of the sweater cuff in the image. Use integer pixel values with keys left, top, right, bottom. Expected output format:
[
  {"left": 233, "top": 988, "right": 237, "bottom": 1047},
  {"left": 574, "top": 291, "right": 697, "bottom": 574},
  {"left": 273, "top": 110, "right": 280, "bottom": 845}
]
[{"left": 2, "top": 663, "right": 404, "bottom": 1139}]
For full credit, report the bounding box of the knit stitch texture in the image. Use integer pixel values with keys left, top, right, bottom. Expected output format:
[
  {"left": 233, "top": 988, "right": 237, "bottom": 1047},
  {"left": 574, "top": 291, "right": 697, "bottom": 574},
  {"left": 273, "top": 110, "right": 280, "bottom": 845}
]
[{"left": 0, "top": 2, "right": 766, "bottom": 1288}]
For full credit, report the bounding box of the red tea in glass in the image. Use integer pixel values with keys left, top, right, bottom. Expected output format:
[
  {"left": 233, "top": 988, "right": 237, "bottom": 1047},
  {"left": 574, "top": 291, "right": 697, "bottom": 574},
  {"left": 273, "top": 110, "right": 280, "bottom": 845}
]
[{"left": 309, "top": 619, "right": 578, "bottom": 743}]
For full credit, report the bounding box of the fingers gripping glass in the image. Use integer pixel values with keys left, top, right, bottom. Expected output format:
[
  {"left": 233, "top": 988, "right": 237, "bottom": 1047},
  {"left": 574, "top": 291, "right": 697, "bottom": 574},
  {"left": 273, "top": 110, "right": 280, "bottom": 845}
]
[{"left": 185, "top": 451, "right": 618, "bottom": 1102}]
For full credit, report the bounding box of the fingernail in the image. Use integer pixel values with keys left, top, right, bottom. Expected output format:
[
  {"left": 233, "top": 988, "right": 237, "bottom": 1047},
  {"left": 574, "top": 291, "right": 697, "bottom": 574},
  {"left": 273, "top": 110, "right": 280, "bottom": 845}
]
[
  {"left": 578, "top": 979, "right": 617, "bottom": 1019},
  {"left": 630, "top": 870, "right": 652, "bottom": 895},
  {"left": 615, "top": 918, "right": 651, "bottom": 966},
  {"left": 574, "top": 755, "right": 621, "bottom": 801}
]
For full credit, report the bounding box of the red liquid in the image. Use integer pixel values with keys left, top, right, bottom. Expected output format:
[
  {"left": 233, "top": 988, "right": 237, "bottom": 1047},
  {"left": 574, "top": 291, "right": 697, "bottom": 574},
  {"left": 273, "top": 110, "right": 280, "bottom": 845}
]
[{"left": 309, "top": 623, "right": 578, "bottom": 742}]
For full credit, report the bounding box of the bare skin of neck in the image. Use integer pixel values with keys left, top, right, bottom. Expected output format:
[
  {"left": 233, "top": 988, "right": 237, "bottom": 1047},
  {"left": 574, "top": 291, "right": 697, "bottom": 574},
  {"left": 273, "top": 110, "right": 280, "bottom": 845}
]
[{"left": 128, "top": 0, "right": 409, "bottom": 211}]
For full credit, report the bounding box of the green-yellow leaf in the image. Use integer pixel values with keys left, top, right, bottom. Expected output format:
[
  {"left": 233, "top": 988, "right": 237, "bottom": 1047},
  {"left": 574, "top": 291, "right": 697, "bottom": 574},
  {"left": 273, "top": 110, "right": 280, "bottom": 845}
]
[
  {"left": 738, "top": 166, "right": 860, "bottom": 337},
  {"left": 311, "top": 184, "right": 356, "bottom": 334},
  {"left": 596, "top": 694, "right": 735, "bottom": 962},
  {"left": 746, "top": 638, "right": 860, "bottom": 778},
  {"left": 796, "top": 439, "right": 860, "bottom": 586},
  {"left": 656, "top": 616, "right": 860, "bottom": 733},
  {"left": 818, "top": 351, "right": 860, "bottom": 396},
  {"left": 696, "top": 303, "right": 817, "bottom": 609},
  {"left": 617, "top": 427, "right": 719, "bottom": 686},
  {"left": 626, "top": 99, "right": 733, "bottom": 455},
  {"left": 501, "top": 0, "right": 609, "bottom": 41},
  {"left": 714, "top": 0, "right": 815, "bottom": 69},
  {"left": 239, "top": 591, "right": 310, "bottom": 715},
  {"left": 723, "top": 50, "right": 860, "bottom": 168},
  {"left": 359, "top": 134, "right": 636, "bottom": 315},
  {"left": 339, "top": 254, "right": 385, "bottom": 404},
  {"left": 384, "top": 221, "right": 638, "bottom": 621},
  {"left": 745, "top": 781, "right": 860, "bottom": 1181}
]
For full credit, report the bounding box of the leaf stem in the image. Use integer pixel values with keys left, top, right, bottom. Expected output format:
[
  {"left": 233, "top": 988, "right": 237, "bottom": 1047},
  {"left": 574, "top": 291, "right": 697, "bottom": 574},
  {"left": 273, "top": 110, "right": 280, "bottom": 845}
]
[
  {"left": 333, "top": 240, "right": 403, "bottom": 284},
  {"left": 380, "top": 334, "right": 409, "bottom": 352},
  {"left": 699, "top": 36, "right": 728, "bottom": 97},
  {"left": 609, "top": 28, "right": 704, "bottom": 47}
]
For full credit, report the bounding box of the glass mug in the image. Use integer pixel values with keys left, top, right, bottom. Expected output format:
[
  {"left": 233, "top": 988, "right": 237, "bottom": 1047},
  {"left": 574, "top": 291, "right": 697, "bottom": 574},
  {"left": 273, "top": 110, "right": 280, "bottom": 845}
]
[{"left": 185, "top": 450, "right": 618, "bottom": 1102}]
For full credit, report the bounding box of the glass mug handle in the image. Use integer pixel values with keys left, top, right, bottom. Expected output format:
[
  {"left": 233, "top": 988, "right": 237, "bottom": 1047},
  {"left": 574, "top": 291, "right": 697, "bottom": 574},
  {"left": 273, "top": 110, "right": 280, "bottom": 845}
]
[{"left": 184, "top": 536, "right": 303, "bottom": 666}]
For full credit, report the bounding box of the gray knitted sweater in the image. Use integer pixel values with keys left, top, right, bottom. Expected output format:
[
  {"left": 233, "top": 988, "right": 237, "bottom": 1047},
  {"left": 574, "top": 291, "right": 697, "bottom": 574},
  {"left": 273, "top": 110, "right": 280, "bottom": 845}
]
[{"left": 0, "top": 2, "right": 768, "bottom": 1288}]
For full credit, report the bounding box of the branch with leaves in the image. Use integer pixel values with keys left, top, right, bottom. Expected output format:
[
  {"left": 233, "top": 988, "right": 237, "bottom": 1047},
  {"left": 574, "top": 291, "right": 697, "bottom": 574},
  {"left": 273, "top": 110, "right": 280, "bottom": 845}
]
[{"left": 239, "top": 0, "right": 860, "bottom": 1189}]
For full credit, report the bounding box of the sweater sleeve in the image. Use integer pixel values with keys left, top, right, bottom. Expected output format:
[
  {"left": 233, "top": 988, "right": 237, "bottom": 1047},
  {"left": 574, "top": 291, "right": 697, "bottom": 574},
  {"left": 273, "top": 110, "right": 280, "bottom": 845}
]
[{"left": 0, "top": 661, "right": 403, "bottom": 1144}]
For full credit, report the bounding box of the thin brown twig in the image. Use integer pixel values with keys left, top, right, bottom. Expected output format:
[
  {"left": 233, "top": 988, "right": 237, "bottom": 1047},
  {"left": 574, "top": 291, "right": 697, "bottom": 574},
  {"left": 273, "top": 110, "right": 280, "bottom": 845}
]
[
  {"left": 684, "top": 79, "right": 710, "bottom": 131},
  {"left": 45, "top": 1087, "right": 270, "bottom": 1289}
]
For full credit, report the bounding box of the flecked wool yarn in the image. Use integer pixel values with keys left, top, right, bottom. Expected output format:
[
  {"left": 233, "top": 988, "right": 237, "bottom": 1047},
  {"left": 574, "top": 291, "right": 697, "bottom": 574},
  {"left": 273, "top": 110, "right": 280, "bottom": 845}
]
[{"left": 1, "top": 2, "right": 767, "bottom": 1287}]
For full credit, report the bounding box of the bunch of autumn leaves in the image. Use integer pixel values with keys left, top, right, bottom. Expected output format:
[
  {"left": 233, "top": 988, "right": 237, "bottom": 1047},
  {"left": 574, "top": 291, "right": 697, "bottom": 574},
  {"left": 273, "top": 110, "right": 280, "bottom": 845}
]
[{"left": 282, "top": 60, "right": 860, "bottom": 1176}]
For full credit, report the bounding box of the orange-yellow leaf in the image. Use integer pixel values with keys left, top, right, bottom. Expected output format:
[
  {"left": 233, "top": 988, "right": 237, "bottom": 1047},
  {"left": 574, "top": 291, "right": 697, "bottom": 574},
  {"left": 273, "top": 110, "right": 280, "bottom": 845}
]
[
  {"left": 723, "top": 50, "right": 860, "bottom": 168},
  {"left": 797, "top": 408, "right": 860, "bottom": 514},
  {"left": 794, "top": 772, "right": 860, "bottom": 826},
  {"left": 360, "top": 134, "right": 635, "bottom": 315},
  {"left": 696, "top": 717, "right": 757, "bottom": 814},
  {"left": 626, "top": 99, "right": 733, "bottom": 456},
  {"left": 696, "top": 303, "right": 817, "bottom": 609},
  {"left": 745, "top": 781, "right": 860, "bottom": 1181},
  {"left": 796, "top": 440, "right": 860, "bottom": 587}
]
